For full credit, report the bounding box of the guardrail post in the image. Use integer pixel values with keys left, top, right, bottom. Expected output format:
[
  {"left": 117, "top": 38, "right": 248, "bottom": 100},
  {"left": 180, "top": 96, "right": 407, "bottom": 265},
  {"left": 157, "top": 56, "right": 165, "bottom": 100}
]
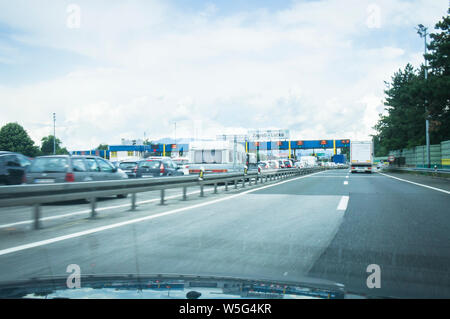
[
  {"left": 234, "top": 179, "right": 237, "bottom": 189},
  {"left": 242, "top": 177, "right": 246, "bottom": 188},
  {"left": 225, "top": 181, "right": 228, "bottom": 191},
  {"left": 214, "top": 183, "right": 218, "bottom": 194},
  {"left": 200, "top": 183, "right": 204, "bottom": 197},
  {"left": 248, "top": 176, "right": 252, "bottom": 186},
  {"left": 33, "top": 204, "right": 41, "bottom": 230},
  {"left": 131, "top": 193, "right": 136, "bottom": 210},
  {"left": 160, "top": 189, "right": 165, "bottom": 205},
  {"left": 182, "top": 187, "right": 187, "bottom": 200},
  {"left": 131, "top": 193, "right": 137, "bottom": 210},
  {"left": 90, "top": 197, "right": 97, "bottom": 218}
]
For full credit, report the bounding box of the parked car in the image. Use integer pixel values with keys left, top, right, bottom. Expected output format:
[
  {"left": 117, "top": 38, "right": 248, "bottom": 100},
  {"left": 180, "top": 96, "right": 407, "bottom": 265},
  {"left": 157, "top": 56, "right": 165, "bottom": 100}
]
[
  {"left": 0, "top": 151, "right": 32, "bottom": 185},
  {"left": 133, "top": 158, "right": 184, "bottom": 178},
  {"left": 25, "top": 155, "right": 129, "bottom": 197},
  {"left": 283, "top": 159, "right": 294, "bottom": 168},
  {"left": 294, "top": 161, "right": 305, "bottom": 169},
  {"left": 119, "top": 161, "right": 139, "bottom": 178},
  {"left": 277, "top": 160, "right": 286, "bottom": 168},
  {"left": 267, "top": 160, "right": 280, "bottom": 169},
  {"left": 257, "top": 161, "right": 270, "bottom": 170},
  {"left": 172, "top": 157, "right": 190, "bottom": 175}
]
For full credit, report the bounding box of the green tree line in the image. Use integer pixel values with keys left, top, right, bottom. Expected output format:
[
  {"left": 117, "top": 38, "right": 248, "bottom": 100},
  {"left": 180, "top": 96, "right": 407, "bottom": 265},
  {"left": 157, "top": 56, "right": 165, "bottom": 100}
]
[
  {"left": 373, "top": 8, "right": 450, "bottom": 156},
  {"left": 0, "top": 122, "right": 69, "bottom": 157}
]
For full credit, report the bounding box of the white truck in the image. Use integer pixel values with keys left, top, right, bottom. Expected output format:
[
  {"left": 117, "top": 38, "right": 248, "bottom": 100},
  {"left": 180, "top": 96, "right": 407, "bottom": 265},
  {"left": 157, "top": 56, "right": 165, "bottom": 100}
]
[
  {"left": 350, "top": 141, "right": 373, "bottom": 173},
  {"left": 187, "top": 140, "right": 247, "bottom": 174},
  {"left": 299, "top": 156, "right": 318, "bottom": 168}
]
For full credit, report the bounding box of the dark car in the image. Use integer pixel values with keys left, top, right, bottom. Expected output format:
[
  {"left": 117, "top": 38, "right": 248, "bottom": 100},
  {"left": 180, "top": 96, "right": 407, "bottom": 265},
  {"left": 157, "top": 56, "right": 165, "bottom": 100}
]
[
  {"left": 0, "top": 151, "right": 32, "bottom": 185},
  {"left": 133, "top": 158, "right": 184, "bottom": 178},
  {"left": 118, "top": 161, "right": 139, "bottom": 178}
]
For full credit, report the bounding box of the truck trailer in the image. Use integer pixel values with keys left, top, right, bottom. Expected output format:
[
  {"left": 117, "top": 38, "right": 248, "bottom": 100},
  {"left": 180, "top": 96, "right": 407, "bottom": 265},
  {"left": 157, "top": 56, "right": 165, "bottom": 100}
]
[{"left": 350, "top": 141, "right": 373, "bottom": 173}]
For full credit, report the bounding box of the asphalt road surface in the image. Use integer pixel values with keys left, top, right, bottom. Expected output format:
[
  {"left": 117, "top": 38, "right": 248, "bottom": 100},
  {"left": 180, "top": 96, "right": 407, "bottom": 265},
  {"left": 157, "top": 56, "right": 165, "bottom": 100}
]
[{"left": 0, "top": 169, "right": 449, "bottom": 298}]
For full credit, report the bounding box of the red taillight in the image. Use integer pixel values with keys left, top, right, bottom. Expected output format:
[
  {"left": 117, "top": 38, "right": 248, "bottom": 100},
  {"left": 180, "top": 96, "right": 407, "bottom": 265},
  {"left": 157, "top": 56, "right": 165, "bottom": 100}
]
[
  {"left": 351, "top": 167, "right": 355, "bottom": 170},
  {"left": 65, "top": 172, "right": 75, "bottom": 182},
  {"left": 160, "top": 163, "right": 165, "bottom": 174},
  {"left": 21, "top": 174, "right": 26, "bottom": 184},
  {"left": 133, "top": 165, "right": 138, "bottom": 173},
  {"left": 368, "top": 167, "right": 372, "bottom": 169}
]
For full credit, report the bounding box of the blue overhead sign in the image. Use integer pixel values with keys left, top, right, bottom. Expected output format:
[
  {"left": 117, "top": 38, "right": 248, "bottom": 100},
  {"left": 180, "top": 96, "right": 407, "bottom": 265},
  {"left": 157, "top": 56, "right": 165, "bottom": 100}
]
[{"left": 248, "top": 140, "right": 350, "bottom": 150}]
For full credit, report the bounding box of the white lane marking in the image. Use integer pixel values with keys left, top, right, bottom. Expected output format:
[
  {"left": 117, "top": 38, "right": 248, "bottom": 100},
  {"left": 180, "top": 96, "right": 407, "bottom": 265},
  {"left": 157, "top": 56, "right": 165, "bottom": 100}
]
[
  {"left": 0, "top": 187, "right": 221, "bottom": 229},
  {"left": 337, "top": 196, "right": 349, "bottom": 211},
  {"left": 0, "top": 170, "right": 326, "bottom": 256},
  {"left": 305, "top": 176, "right": 381, "bottom": 178},
  {"left": 378, "top": 172, "right": 450, "bottom": 195},
  {"left": 343, "top": 181, "right": 348, "bottom": 185}
]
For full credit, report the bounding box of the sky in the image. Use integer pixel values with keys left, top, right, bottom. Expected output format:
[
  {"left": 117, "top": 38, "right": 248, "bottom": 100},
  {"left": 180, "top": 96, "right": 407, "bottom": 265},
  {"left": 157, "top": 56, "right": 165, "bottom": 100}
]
[{"left": 0, "top": 0, "right": 448, "bottom": 150}]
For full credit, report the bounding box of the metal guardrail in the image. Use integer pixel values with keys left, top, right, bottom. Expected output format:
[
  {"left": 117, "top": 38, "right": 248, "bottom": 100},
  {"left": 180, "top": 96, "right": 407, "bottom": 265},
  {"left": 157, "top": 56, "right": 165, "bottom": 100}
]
[
  {"left": 385, "top": 167, "right": 450, "bottom": 178},
  {"left": 0, "top": 167, "right": 323, "bottom": 229}
]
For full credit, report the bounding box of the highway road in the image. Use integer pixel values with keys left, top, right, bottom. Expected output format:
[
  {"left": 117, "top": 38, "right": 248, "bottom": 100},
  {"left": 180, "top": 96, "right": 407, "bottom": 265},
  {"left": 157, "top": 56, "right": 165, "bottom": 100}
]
[{"left": 0, "top": 169, "right": 449, "bottom": 298}]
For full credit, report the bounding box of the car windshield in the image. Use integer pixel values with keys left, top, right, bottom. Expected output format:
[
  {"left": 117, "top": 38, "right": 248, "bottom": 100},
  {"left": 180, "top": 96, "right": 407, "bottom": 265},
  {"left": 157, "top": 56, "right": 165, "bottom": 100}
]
[
  {"left": 138, "top": 161, "right": 160, "bottom": 169},
  {"left": 119, "top": 162, "right": 137, "bottom": 170},
  {"left": 28, "top": 157, "right": 69, "bottom": 173},
  {"left": 1, "top": 0, "right": 450, "bottom": 302}
]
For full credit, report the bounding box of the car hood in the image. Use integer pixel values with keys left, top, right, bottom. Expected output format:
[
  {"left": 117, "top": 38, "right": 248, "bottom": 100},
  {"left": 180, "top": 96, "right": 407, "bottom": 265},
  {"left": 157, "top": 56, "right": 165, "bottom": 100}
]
[{"left": 0, "top": 273, "right": 364, "bottom": 299}]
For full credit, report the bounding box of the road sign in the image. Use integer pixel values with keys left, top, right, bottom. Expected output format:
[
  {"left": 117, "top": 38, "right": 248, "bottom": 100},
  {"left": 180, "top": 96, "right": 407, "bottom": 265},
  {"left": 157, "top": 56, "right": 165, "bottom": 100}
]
[{"left": 248, "top": 129, "right": 290, "bottom": 141}]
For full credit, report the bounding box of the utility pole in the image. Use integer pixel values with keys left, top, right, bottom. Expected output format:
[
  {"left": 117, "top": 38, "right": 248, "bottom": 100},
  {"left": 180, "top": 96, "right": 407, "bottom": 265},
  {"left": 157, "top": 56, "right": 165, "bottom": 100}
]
[
  {"left": 417, "top": 24, "right": 431, "bottom": 168},
  {"left": 53, "top": 113, "right": 56, "bottom": 155},
  {"left": 174, "top": 122, "right": 177, "bottom": 157},
  {"left": 174, "top": 122, "right": 177, "bottom": 145},
  {"left": 233, "top": 135, "right": 237, "bottom": 169}
]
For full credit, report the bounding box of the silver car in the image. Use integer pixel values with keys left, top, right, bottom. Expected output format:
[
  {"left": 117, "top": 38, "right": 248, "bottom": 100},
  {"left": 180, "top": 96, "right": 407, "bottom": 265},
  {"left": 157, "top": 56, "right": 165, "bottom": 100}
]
[{"left": 25, "top": 155, "right": 129, "bottom": 197}]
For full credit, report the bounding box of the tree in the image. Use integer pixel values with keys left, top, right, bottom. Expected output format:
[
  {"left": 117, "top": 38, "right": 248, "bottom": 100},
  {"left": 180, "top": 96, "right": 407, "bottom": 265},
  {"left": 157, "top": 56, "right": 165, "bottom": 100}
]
[
  {"left": 340, "top": 146, "right": 350, "bottom": 160},
  {"left": 0, "top": 122, "right": 40, "bottom": 157},
  {"left": 425, "top": 8, "right": 450, "bottom": 142},
  {"left": 96, "top": 144, "right": 109, "bottom": 150},
  {"left": 373, "top": 8, "right": 450, "bottom": 153},
  {"left": 41, "top": 135, "right": 69, "bottom": 155},
  {"left": 143, "top": 139, "right": 153, "bottom": 146},
  {"left": 374, "top": 64, "right": 426, "bottom": 151}
]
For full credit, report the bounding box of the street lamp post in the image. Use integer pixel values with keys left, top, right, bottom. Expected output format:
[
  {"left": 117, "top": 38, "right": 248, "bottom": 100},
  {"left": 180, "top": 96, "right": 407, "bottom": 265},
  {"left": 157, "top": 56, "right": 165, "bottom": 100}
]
[
  {"left": 53, "top": 113, "right": 56, "bottom": 155},
  {"left": 417, "top": 24, "right": 431, "bottom": 168}
]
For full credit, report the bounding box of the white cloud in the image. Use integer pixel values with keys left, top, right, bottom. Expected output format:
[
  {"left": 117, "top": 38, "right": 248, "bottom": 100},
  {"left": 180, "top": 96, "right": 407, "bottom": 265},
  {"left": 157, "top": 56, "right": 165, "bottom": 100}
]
[{"left": 0, "top": 0, "right": 448, "bottom": 150}]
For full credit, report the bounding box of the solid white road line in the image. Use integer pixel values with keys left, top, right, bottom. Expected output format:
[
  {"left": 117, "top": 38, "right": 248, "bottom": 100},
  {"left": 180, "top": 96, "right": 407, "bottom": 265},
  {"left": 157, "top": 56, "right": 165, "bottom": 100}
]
[
  {"left": 0, "top": 170, "right": 326, "bottom": 257},
  {"left": 378, "top": 172, "right": 450, "bottom": 195},
  {"left": 343, "top": 181, "right": 348, "bottom": 185},
  {"left": 337, "top": 196, "right": 349, "bottom": 211}
]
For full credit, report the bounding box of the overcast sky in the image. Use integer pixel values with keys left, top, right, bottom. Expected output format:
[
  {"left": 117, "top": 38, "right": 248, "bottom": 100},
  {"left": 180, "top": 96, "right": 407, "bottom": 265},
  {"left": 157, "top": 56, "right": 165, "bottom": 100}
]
[{"left": 0, "top": 0, "right": 448, "bottom": 150}]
